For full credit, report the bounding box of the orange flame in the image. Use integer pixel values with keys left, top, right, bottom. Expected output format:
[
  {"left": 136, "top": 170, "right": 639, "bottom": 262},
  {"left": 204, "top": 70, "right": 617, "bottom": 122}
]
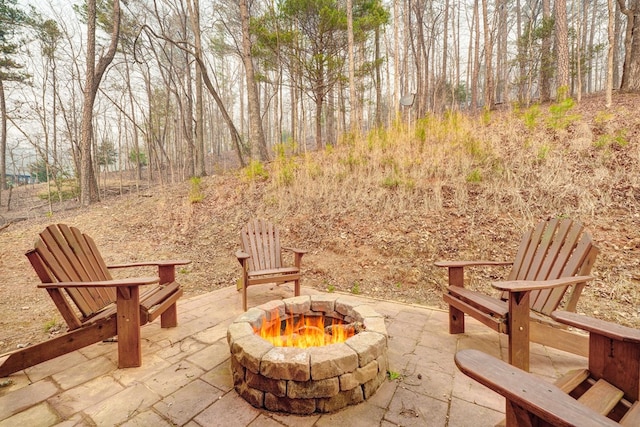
[{"left": 257, "top": 311, "right": 354, "bottom": 348}]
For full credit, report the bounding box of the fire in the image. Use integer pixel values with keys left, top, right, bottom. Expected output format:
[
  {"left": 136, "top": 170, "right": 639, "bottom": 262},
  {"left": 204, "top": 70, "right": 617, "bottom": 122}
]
[{"left": 256, "top": 311, "right": 356, "bottom": 348}]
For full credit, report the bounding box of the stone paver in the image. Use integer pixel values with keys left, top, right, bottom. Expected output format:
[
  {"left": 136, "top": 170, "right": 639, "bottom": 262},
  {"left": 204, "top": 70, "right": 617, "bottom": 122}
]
[
  {"left": 48, "top": 375, "right": 123, "bottom": 418},
  {"left": 0, "top": 285, "right": 589, "bottom": 426},
  {"left": 0, "top": 378, "right": 59, "bottom": 419},
  {"left": 153, "top": 379, "right": 222, "bottom": 426},
  {"left": 0, "top": 403, "right": 59, "bottom": 427},
  {"left": 86, "top": 382, "right": 162, "bottom": 425}
]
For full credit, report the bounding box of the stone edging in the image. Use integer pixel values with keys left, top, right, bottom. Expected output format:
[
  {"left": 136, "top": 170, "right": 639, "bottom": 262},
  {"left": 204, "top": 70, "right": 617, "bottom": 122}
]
[{"left": 227, "top": 295, "right": 389, "bottom": 414}]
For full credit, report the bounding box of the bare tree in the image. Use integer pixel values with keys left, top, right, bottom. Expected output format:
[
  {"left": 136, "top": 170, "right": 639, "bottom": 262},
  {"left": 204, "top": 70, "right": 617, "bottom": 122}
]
[
  {"left": 347, "top": 0, "right": 358, "bottom": 133},
  {"left": 495, "top": 0, "right": 508, "bottom": 104},
  {"left": 471, "top": 0, "right": 480, "bottom": 111},
  {"left": 79, "top": 0, "right": 121, "bottom": 206},
  {"left": 239, "top": 0, "right": 269, "bottom": 161},
  {"left": 617, "top": 0, "right": 640, "bottom": 92},
  {"left": 554, "top": 0, "right": 569, "bottom": 98},
  {"left": 140, "top": 1, "right": 246, "bottom": 168},
  {"left": 186, "top": 0, "right": 207, "bottom": 176},
  {"left": 607, "top": 0, "right": 615, "bottom": 107},
  {"left": 540, "top": 0, "right": 553, "bottom": 102},
  {"left": 481, "top": 0, "right": 494, "bottom": 108}
]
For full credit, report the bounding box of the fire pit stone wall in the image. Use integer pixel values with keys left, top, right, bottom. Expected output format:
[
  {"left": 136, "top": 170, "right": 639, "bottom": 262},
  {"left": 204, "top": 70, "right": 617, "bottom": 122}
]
[{"left": 227, "top": 294, "right": 389, "bottom": 414}]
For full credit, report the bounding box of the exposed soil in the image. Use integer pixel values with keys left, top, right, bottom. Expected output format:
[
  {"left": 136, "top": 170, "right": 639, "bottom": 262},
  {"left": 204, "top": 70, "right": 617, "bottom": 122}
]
[{"left": 1, "top": 93, "right": 640, "bottom": 356}]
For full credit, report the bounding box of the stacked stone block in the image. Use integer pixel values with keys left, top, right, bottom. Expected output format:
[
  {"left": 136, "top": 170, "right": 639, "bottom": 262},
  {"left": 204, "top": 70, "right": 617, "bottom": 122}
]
[{"left": 227, "top": 295, "right": 389, "bottom": 414}]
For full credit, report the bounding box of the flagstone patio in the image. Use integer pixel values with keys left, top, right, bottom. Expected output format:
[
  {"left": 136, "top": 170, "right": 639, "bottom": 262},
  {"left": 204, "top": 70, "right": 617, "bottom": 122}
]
[{"left": 0, "top": 285, "right": 586, "bottom": 426}]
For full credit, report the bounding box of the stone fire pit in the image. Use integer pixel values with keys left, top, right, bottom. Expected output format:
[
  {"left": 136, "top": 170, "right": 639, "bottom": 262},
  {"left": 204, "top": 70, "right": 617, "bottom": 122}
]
[{"left": 227, "top": 295, "right": 389, "bottom": 414}]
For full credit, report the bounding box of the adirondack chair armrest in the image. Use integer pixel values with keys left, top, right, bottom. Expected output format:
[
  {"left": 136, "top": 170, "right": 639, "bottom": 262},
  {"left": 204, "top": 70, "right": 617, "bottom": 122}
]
[
  {"left": 37, "top": 276, "right": 159, "bottom": 289},
  {"left": 108, "top": 260, "right": 190, "bottom": 284},
  {"left": 454, "top": 349, "right": 619, "bottom": 427},
  {"left": 282, "top": 246, "right": 307, "bottom": 255},
  {"left": 108, "top": 260, "right": 191, "bottom": 269},
  {"left": 551, "top": 310, "right": 640, "bottom": 343},
  {"left": 434, "top": 260, "right": 513, "bottom": 268},
  {"left": 435, "top": 260, "right": 513, "bottom": 287},
  {"left": 235, "top": 250, "right": 250, "bottom": 265},
  {"left": 492, "top": 275, "right": 593, "bottom": 292},
  {"left": 282, "top": 246, "right": 306, "bottom": 267}
]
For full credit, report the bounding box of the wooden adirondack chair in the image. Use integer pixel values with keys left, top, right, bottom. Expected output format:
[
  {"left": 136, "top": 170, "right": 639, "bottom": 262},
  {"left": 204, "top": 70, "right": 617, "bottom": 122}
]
[
  {"left": 435, "top": 217, "right": 599, "bottom": 371},
  {"left": 454, "top": 311, "right": 640, "bottom": 426},
  {"left": 235, "top": 219, "right": 306, "bottom": 311},
  {"left": 0, "top": 224, "right": 190, "bottom": 377}
]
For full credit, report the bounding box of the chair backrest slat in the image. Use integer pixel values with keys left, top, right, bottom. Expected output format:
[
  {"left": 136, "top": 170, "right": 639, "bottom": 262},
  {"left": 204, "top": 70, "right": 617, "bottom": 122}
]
[
  {"left": 30, "top": 224, "right": 117, "bottom": 320},
  {"left": 508, "top": 221, "right": 545, "bottom": 280},
  {"left": 537, "top": 232, "right": 597, "bottom": 314},
  {"left": 530, "top": 218, "right": 566, "bottom": 280},
  {"left": 240, "top": 219, "right": 283, "bottom": 272},
  {"left": 259, "top": 220, "right": 271, "bottom": 270},
  {"left": 63, "top": 224, "right": 109, "bottom": 281},
  {"left": 502, "top": 218, "right": 597, "bottom": 316},
  {"left": 527, "top": 219, "right": 576, "bottom": 307}
]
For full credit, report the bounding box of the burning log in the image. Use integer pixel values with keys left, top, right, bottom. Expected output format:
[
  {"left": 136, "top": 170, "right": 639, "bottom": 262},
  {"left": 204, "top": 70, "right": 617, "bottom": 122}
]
[
  {"left": 325, "top": 321, "right": 366, "bottom": 336},
  {"left": 294, "top": 325, "right": 325, "bottom": 336}
]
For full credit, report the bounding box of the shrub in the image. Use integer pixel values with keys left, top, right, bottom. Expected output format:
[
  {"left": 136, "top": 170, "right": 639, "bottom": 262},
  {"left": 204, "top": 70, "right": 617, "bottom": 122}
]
[
  {"left": 466, "top": 169, "right": 482, "bottom": 183},
  {"left": 523, "top": 104, "right": 541, "bottom": 130},
  {"left": 548, "top": 97, "right": 581, "bottom": 130},
  {"left": 243, "top": 159, "right": 269, "bottom": 181},
  {"left": 189, "top": 176, "right": 204, "bottom": 203},
  {"left": 272, "top": 142, "right": 299, "bottom": 187}
]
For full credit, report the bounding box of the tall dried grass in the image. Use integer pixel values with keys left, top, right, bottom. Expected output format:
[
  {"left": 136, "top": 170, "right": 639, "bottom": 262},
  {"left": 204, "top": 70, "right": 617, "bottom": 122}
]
[
  {"left": 235, "top": 96, "right": 639, "bottom": 319},
  {"left": 260, "top": 101, "right": 637, "bottom": 228}
]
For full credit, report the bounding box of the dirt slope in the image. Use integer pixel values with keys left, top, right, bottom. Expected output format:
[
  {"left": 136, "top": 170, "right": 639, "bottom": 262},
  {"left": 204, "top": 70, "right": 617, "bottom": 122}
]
[{"left": 1, "top": 93, "right": 639, "bottom": 355}]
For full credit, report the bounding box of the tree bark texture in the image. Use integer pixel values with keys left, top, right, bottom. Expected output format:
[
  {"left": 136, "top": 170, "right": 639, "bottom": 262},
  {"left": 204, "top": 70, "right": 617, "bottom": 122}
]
[
  {"left": 618, "top": 0, "right": 640, "bottom": 92},
  {"left": 554, "top": 0, "right": 570, "bottom": 98},
  {"left": 80, "top": 0, "right": 120, "bottom": 206},
  {"left": 239, "top": 0, "right": 270, "bottom": 161}
]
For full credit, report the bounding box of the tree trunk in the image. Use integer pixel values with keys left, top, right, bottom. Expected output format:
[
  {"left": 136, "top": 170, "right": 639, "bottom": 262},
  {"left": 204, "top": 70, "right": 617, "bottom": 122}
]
[
  {"left": 614, "top": 0, "right": 623, "bottom": 88},
  {"left": 540, "top": 0, "right": 552, "bottom": 102},
  {"left": 374, "top": 25, "right": 383, "bottom": 125},
  {"left": 441, "top": 0, "right": 449, "bottom": 111},
  {"left": 515, "top": 0, "right": 524, "bottom": 103},
  {"left": 554, "top": 0, "right": 570, "bottom": 99},
  {"left": 576, "top": 2, "right": 584, "bottom": 102},
  {"left": 471, "top": 0, "right": 480, "bottom": 111},
  {"left": 0, "top": 81, "right": 6, "bottom": 205},
  {"left": 80, "top": 0, "right": 120, "bottom": 206},
  {"left": 315, "top": 85, "right": 323, "bottom": 149},
  {"left": 412, "top": 2, "right": 426, "bottom": 117},
  {"left": 618, "top": 0, "right": 640, "bottom": 92},
  {"left": 239, "top": 0, "right": 270, "bottom": 161},
  {"left": 607, "top": 0, "right": 615, "bottom": 107},
  {"left": 481, "top": 0, "right": 494, "bottom": 109},
  {"left": 588, "top": 0, "right": 598, "bottom": 92},
  {"left": 393, "top": 0, "right": 400, "bottom": 120},
  {"left": 496, "top": 0, "right": 507, "bottom": 104},
  {"left": 187, "top": 0, "right": 206, "bottom": 176},
  {"left": 347, "top": 0, "right": 358, "bottom": 134},
  {"left": 183, "top": 47, "right": 195, "bottom": 179}
]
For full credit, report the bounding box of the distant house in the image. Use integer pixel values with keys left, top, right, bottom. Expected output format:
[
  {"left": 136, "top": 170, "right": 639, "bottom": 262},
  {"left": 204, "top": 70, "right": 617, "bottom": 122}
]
[{"left": 4, "top": 173, "right": 36, "bottom": 186}]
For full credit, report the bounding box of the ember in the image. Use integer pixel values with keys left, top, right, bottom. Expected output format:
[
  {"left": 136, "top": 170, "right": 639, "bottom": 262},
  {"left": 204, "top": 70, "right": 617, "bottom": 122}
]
[{"left": 256, "top": 311, "right": 364, "bottom": 347}]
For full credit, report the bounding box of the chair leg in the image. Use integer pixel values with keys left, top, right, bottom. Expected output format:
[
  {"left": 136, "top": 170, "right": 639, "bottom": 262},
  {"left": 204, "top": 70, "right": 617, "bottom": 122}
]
[
  {"left": 243, "top": 281, "right": 248, "bottom": 311},
  {"left": 449, "top": 305, "right": 466, "bottom": 334},
  {"left": 160, "top": 304, "right": 178, "bottom": 328},
  {"left": 116, "top": 286, "right": 142, "bottom": 368},
  {"left": 294, "top": 279, "right": 300, "bottom": 296},
  {"left": 508, "top": 291, "right": 530, "bottom": 372}
]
